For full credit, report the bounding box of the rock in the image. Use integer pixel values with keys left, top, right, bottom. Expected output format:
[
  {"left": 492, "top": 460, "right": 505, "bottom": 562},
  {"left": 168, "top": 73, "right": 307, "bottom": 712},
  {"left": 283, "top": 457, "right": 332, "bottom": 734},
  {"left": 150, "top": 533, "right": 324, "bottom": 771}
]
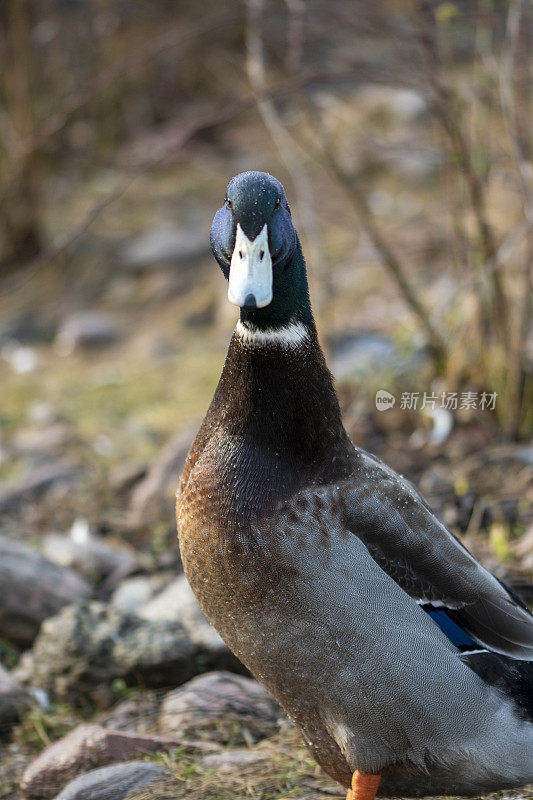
[
  {"left": 97, "top": 692, "right": 160, "bottom": 733},
  {"left": 12, "top": 423, "right": 72, "bottom": 456},
  {"left": 328, "top": 331, "right": 425, "bottom": 381},
  {"left": 513, "top": 444, "right": 533, "bottom": 467},
  {"left": 14, "top": 602, "right": 196, "bottom": 701},
  {"left": 55, "top": 311, "right": 119, "bottom": 355},
  {"left": 139, "top": 575, "right": 243, "bottom": 672},
  {"left": 109, "top": 462, "right": 147, "bottom": 494},
  {"left": 0, "top": 663, "right": 30, "bottom": 730},
  {"left": 0, "top": 314, "right": 54, "bottom": 344},
  {"left": 0, "top": 535, "right": 91, "bottom": 647},
  {"left": 329, "top": 331, "right": 398, "bottom": 379},
  {"left": 159, "top": 671, "right": 280, "bottom": 744},
  {"left": 200, "top": 748, "right": 270, "bottom": 774},
  {"left": 0, "top": 461, "right": 81, "bottom": 513},
  {"left": 387, "top": 147, "right": 441, "bottom": 179},
  {"left": 118, "top": 226, "right": 209, "bottom": 272},
  {"left": 129, "top": 428, "right": 193, "bottom": 525},
  {"left": 2, "top": 342, "right": 39, "bottom": 373},
  {"left": 27, "top": 401, "right": 58, "bottom": 426},
  {"left": 110, "top": 574, "right": 172, "bottom": 615},
  {"left": 21, "top": 724, "right": 189, "bottom": 799},
  {"left": 0, "top": 739, "right": 31, "bottom": 798},
  {"left": 52, "top": 761, "right": 167, "bottom": 800},
  {"left": 43, "top": 520, "right": 140, "bottom": 586},
  {"left": 356, "top": 84, "right": 427, "bottom": 121}
]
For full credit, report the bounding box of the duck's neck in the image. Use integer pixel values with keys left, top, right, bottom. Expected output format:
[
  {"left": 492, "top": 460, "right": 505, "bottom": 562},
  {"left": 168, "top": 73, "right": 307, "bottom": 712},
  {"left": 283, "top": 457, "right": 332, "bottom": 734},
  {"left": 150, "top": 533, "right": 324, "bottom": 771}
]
[
  {"left": 239, "top": 240, "right": 314, "bottom": 331},
  {"left": 205, "top": 251, "right": 350, "bottom": 511},
  {"left": 217, "top": 323, "right": 344, "bottom": 456}
]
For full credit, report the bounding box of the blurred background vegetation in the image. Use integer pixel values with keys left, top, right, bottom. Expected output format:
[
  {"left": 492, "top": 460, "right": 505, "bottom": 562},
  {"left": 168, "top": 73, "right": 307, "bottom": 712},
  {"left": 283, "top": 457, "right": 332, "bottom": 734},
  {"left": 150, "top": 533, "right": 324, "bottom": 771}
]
[
  {"left": 1, "top": 0, "right": 532, "bottom": 577},
  {"left": 0, "top": 2, "right": 532, "bottom": 797}
]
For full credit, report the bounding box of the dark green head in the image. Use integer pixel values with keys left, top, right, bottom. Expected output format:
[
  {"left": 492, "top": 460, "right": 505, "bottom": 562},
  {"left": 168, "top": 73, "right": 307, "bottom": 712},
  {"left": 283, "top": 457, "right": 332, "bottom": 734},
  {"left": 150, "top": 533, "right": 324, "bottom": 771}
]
[{"left": 210, "top": 171, "right": 312, "bottom": 330}]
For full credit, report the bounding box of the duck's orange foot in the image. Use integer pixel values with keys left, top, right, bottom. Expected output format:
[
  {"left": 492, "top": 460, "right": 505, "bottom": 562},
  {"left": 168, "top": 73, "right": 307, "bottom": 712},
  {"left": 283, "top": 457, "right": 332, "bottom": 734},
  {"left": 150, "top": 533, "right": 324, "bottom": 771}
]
[{"left": 346, "top": 770, "right": 381, "bottom": 800}]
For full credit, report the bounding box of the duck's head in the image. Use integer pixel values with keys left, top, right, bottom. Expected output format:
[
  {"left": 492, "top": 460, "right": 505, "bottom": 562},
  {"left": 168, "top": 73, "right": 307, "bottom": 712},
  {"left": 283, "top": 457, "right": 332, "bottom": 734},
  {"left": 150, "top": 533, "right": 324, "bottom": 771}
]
[{"left": 210, "top": 171, "right": 312, "bottom": 330}]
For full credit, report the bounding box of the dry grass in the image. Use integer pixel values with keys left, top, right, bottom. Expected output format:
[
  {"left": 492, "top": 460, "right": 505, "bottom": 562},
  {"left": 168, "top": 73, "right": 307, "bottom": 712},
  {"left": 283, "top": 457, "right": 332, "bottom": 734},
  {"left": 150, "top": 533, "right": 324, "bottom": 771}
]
[
  {"left": 130, "top": 724, "right": 533, "bottom": 800},
  {"left": 132, "top": 727, "right": 344, "bottom": 800}
]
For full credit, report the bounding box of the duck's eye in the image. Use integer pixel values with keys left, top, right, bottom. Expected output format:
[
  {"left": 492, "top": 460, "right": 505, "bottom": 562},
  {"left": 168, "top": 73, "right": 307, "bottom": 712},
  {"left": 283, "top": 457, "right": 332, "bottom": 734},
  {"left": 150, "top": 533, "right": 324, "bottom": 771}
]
[
  {"left": 226, "top": 198, "right": 232, "bottom": 209},
  {"left": 275, "top": 197, "right": 281, "bottom": 210}
]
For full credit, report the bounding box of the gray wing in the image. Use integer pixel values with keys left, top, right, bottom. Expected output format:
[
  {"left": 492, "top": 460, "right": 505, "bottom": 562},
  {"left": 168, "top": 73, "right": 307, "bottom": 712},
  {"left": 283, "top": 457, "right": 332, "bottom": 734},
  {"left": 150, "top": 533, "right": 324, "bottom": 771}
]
[{"left": 341, "top": 448, "right": 533, "bottom": 660}]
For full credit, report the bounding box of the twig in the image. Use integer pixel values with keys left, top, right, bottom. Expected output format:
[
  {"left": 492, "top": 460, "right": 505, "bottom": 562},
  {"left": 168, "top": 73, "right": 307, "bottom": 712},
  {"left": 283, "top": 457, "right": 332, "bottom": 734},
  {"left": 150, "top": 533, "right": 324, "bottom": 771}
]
[
  {"left": 1, "top": 0, "right": 43, "bottom": 262},
  {"left": 442, "top": 218, "right": 533, "bottom": 312},
  {"left": 499, "top": 0, "right": 533, "bottom": 216},
  {"left": 464, "top": 498, "right": 486, "bottom": 540},
  {"left": 245, "top": 0, "right": 331, "bottom": 308},
  {"left": 12, "top": 13, "right": 238, "bottom": 159},
  {"left": 499, "top": 0, "right": 532, "bottom": 436},
  {"left": 0, "top": 68, "right": 364, "bottom": 296},
  {"left": 0, "top": 103, "right": 249, "bottom": 296},
  {"left": 320, "top": 150, "right": 448, "bottom": 369},
  {"left": 413, "top": 0, "right": 509, "bottom": 344},
  {"left": 283, "top": 0, "right": 305, "bottom": 73}
]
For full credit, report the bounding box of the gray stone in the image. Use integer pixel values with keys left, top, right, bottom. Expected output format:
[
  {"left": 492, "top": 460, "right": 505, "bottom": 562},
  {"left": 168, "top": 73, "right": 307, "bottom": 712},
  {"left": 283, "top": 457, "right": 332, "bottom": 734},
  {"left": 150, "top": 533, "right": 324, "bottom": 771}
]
[
  {"left": 14, "top": 602, "right": 195, "bottom": 702},
  {"left": 513, "top": 444, "right": 533, "bottom": 467},
  {"left": 383, "top": 145, "right": 441, "bottom": 179},
  {"left": 0, "top": 535, "right": 91, "bottom": 646},
  {"left": 200, "top": 748, "right": 270, "bottom": 774},
  {"left": 129, "top": 428, "right": 193, "bottom": 526},
  {"left": 110, "top": 574, "right": 172, "bottom": 615},
  {"left": 21, "top": 724, "right": 188, "bottom": 799},
  {"left": 139, "top": 575, "right": 243, "bottom": 671},
  {"left": 119, "top": 226, "right": 209, "bottom": 272},
  {"left": 55, "top": 311, "right": 119, "bottom": 355},
  {"left": 159, "top": 671, "right": 280, "bottom": 744},
  {"left": 2, "top": 342, "right": 38, "bottom": 373},
  {"left": 0, "top": 314, "right": 55, "bottom": 345},
  {"left": 329, "top": 331, "right": 399, "bottom": 379},
  {"left": 43, "top": 525, "right": 140, "bottom": 585},
  {"left": 12, "top": 423, "right": 71, "bottom": 456},
  {"left": 328, "top": 331, "right": 427, "bottom": 381},
  {"left": 97, "top": 692, "right": 160, "bottom": 733},
  {"left": 109, "top": 462, "right": 147, "bottom": 494},
  {"left": 355, "top": 84, "right": 427, "bottom": 121},
  {"left": 0, "top": 662, "right": 29, "bottom": 729},
  {"left": 53, "top": 761, "right": 167, "bottom": 800},
  {"left": 0, "top": 461, "right": 81, "bottom": 514}
]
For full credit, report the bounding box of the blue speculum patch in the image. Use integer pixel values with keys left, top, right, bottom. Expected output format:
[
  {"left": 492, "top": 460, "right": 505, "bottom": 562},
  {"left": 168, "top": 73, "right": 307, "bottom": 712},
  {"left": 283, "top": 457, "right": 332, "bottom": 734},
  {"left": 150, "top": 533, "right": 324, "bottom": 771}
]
[{"left": 426, "top": 608, "right": 478, "bottom": 649}]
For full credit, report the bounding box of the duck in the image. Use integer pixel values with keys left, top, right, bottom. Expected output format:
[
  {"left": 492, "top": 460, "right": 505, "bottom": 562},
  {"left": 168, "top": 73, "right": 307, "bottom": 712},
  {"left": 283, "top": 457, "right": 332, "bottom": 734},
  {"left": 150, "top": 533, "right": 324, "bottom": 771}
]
[{"left": 176, "top": 170, "right": 533, "bottom": 800}]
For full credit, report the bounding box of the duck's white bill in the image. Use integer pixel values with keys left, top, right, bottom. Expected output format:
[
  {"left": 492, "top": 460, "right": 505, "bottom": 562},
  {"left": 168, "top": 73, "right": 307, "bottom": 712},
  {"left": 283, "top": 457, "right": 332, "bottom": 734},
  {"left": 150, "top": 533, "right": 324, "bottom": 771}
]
[{"left": 228, "top": 223, "right": 272, "bottom": 308}]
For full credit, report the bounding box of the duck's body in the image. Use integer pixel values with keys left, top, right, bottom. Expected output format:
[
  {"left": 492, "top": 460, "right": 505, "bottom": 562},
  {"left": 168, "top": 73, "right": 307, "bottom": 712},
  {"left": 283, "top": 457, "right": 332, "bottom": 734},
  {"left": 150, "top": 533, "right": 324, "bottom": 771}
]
[{"left": 177, "top": 172, "right": 533, "bottom": 798}]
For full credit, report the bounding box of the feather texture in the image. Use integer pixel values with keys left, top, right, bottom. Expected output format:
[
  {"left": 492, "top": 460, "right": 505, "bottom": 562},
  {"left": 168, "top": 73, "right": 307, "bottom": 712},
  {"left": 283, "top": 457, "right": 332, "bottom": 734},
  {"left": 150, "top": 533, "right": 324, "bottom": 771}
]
[{"left": 342, "top": 449, "right": 533, "bottom": 659}]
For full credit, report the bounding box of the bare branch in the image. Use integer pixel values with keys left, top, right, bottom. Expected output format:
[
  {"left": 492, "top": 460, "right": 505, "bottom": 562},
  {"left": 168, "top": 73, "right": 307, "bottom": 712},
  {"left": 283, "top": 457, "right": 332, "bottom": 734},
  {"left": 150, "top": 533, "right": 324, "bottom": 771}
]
[
  {"left": 0, "top": 69, "right": 363, "bottom": 296},
  {"left": 499, "top": 0, "right": 533, "bottom": 219},
  {"left": 245, "top": 0, "right": 330, "bottom": 307},
  {"left": 499, "top": 0, "right": 532, "bottom": 436},
  {"left": 319, "top": 149, "right": 447, "bottom": 369},
  {"left": 0, "top": 102, "right": 247, "bottom": 296},
  {"left": 14, "top": 13, "right": 238, "bottom": 159},
  {"left": 283, "top": 0, "right": 305, "bottom": 73},
  {"left": 413, "top": 0, "right": 509, "bottom": 344},
  {"left": 443, "top": 217, "right": 533, "bottom": 308}
]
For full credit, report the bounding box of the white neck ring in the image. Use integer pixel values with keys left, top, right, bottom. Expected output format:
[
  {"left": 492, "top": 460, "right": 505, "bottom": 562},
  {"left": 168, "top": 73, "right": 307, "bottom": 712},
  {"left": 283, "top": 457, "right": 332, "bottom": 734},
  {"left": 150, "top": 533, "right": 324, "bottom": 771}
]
[{"left": 235, "top": 319, "right": 309, "bottom": 347}]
